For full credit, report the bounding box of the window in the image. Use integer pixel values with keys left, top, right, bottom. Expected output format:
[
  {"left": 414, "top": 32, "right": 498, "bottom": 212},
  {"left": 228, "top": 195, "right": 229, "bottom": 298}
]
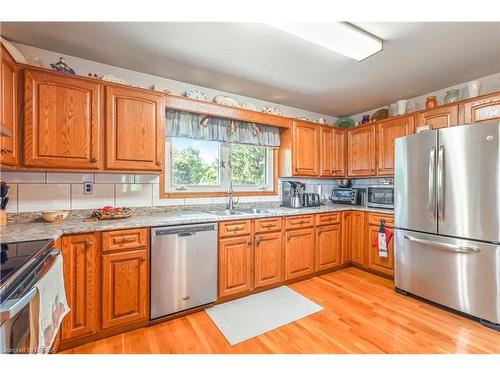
[{"left": 165, "top": 137, "right": 275, "bottom": 195}]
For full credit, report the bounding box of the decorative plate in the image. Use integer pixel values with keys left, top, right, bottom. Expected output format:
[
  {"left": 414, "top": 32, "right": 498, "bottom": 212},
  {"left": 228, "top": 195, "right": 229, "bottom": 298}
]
[
  {"left": 214, "top": 95, "right": 240, "bottom": 108},
  {"left": 336, "top": 117, "right": 355, "bottom": 128},
  {"left": 240, "top": 101, "right": 258, "bottom": 111},
  {"left": 262, "top": 105, "right": 282, "bottom": 116},
  {"left": 371, "top": 108, "right": 389, "bottom": 121},
  {"left": 185, "top": 88, "right": 208, "bottom": 101}
]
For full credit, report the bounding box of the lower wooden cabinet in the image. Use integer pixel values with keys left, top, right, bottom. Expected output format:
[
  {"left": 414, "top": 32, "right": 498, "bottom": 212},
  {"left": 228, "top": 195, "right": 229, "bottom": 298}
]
[
  {"left": 341, "top": 211, "right": 352, "bottom": 264},
  {"left": 315, "top": 223, "right": 342, "bottom": 271},
  {"left": 101, "top": 248, "right": 149, "bottom": 330},
  {"left": 254, "top": 232, "right": 283, "bottom": 288},
  {"left": 285, "top": 228, "right": 315, "bottom": 280},
  {"left": 367, "top": 214, "right": 395, "bottom": 277},
  {"left": 60, "top": 233, "right": 98, "bottom": 341},
  {"left": 351, "top": 211, "right": 367, "bottom": 266},
  {"left": 218, "top": 235, "right": 253, "bottom": 298}
]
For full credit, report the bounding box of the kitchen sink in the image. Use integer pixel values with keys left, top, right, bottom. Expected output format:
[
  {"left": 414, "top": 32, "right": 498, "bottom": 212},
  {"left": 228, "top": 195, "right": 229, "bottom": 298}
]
[
  {"left": 235, "top": 208, "right": 273, "bottom": 214},
  {"left": 205, "top": 210, "right": 244, "bottom": 216}
]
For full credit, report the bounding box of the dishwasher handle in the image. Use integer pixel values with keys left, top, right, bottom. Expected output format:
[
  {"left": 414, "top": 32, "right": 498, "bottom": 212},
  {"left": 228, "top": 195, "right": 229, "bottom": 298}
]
[
  {"left": 153, "top": 223, "right": 217, "bottom": 237},
  {"left": 178, "top": 232, "right": 195, "bottom": 237}
]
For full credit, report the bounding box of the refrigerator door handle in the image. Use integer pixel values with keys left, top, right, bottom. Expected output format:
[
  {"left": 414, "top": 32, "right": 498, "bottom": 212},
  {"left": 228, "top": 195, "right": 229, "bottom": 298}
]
[
  {"left": 437, "top": 145, "right": 445, "bottom": 222},
  {"left": 403, "top": 235, "right": 481, "bottom": 254},
  {"left": 429, "top": 147, "right": 436, "bottom": 220}
]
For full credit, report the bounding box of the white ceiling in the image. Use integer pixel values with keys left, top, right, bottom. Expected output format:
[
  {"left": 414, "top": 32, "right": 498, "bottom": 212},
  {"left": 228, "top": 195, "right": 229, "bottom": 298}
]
[{"left": 1, "top": 22, "right": 499, "bottom": 116}]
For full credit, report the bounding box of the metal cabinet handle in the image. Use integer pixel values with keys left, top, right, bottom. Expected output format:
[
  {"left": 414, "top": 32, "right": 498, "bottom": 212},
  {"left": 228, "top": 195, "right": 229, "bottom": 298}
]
[
  {"left": 437, "top": 145, "right": 445, "bottom": 222},
  {"left": 262, "top": 224, "right": 275, "bottom": 228},
  {"left": 404, "top": 235, "right": 480, "bottom": 254},
  {"left": 90, "top": 157, "right": 97, "bottom": 163},
  {"left": 121, "top": 237, "right": 131, "bottom": 243},
  {"left": 227, "top": 225, "right": 244, "bottom": 232},
  {"left": 247, "top": 241, "right": 252, "bottom": 246},
  {"left": 140, "top": 257, "right": 146, "bottom": 262},
  {"left": 1, "top": 148, "right": 13, "bottom": 154},
  {"left": 156, "top": 161, "right": 162, "bottom": 166},
  {"left": 256, "top": 237, "right": 262, "bottom": 246},
  {"left": 86, "top": 241, "right": 93, "bottom": 248},
  {"left": 428, "top": 147, "right": 436, "bottom": 220}
]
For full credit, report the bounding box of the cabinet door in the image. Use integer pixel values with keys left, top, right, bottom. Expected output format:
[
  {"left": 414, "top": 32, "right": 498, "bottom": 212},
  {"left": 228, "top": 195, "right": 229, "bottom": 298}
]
[
  {"left": 218, "top": 235, "right": 253, "bottom": 298},
  {"left": 60, "top": 233, "right": 98, "bottom": 341},
  {"left": 316, "top": 223, "right": 342, "bottom": 271},
  {"left": 367, "top": 222, "right": 394, "bottom": 277},
  {"left": 101, "top": 248, "right": 149, "bottom": 330},
  {"left": 377, "top": 116, "right": 414, "bottom": 175},
  {"left": 292, "top": 121, "right": 320, "bottom": 176},
  {"left": 24, "top": 70, "right": 101, "bottom": 169},
  {"left": 105, "top": 86, "right": 164, "bottom": 171},
  {"left": 332, "top": 128, "right": 346, "bottom": 177},
  {"left": 351, "top": 211, "right": 367, "bottom": 266},
  {"left": 320, "top": 126, "right": 334, "bottom": 176},
  {"left": 461, "top": 93, "right": 500, "bottom": 124},
  {"left": 347, "top": 125, "right": 376, "bottom": 177},
  {"left": 0, "top": 44, "right": 18, "bottom": 167},
  {"left": 254, "top": 232, "right": 283, "bottom": 289},
  {"left": 341, "top": 211, "right": 352, "bottom": 264},
  {"left": 416, "top": 105, "right": 458, "bottom": 129},
  {"left": 285, "top": 228, "right": 315, "bottom": 280}
]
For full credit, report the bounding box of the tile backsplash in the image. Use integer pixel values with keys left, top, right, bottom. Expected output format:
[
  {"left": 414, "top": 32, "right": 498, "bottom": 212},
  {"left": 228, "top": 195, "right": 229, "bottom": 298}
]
[{"left": 0, "top": 171, "right": 279, "bottom": 213}]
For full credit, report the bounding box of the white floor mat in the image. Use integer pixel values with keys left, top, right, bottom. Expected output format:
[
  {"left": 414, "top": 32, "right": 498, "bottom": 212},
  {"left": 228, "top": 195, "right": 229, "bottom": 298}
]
[{"left": 205, "top": 286, "right": 323, "bottom": 345}]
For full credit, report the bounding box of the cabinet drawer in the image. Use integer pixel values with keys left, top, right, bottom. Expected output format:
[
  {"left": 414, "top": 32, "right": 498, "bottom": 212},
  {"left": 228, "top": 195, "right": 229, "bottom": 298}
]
[
  {"left": 102, "top": 228, "right": 148, "bottom": 252},
  {"left": 285, "top": 215, "right": 315, "bottom": 230},
  {"left": 316, "top": 212, "right": 341, "bottom": 226},
  {"left": 219, "top": 220, "right": 252, "bottom": 237},
  {"left": 255, "top": 217, "right": 282, "bottom": 233},
  {"left": 368, "top": 212, "right": 394, "bottom": 227}
]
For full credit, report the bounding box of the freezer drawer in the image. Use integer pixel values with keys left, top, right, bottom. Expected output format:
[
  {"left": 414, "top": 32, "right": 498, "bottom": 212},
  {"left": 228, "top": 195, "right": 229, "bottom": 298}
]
[
  {"left": 150, "top": 224, "right": 217, "bottom": 319},
  {"left": 395, "top": 229, "right": 500, "bottom": 324}
]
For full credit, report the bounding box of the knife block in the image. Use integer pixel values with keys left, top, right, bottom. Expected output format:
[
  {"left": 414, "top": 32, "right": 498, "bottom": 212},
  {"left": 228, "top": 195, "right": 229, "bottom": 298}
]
[{"left": 0, "top": 210, "right": 6, "bottom": 226}]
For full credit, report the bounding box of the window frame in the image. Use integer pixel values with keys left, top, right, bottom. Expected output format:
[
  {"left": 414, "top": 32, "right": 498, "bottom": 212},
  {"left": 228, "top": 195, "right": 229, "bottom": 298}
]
[{"left": 160, "top": 137, "right": 278, "bottom": 198}]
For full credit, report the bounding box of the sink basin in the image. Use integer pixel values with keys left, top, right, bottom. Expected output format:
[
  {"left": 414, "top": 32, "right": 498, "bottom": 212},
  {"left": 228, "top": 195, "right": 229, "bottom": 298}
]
[
  {"left": 205, "top": 210, "right": 244, "bottom": 216},
  {"left": 236, "top": 208, "right": 272, "bottom": 214}
]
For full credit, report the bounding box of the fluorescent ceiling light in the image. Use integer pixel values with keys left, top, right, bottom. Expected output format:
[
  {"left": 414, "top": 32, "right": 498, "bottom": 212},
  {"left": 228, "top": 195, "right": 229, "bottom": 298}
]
[{"left": 268, "top": 22, "right": 383, "bottom": 61}]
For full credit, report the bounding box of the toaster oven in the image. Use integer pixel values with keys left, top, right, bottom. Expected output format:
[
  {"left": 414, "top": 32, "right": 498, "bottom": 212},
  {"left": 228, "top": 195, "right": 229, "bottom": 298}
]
[{"left": 367, "top": 185, "right": 394, "bottom": 209}]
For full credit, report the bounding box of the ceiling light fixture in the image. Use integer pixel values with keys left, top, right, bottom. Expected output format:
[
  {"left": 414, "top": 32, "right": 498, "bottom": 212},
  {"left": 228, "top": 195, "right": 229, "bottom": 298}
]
[{"left": 268, "top": 22, "right": 383, "bottom": 61}]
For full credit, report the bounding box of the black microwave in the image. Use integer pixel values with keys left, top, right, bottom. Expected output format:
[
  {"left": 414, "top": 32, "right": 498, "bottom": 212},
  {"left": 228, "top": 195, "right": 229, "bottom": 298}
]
[{"left": 367, "top": 185, "right": 394, "bottom": 209}]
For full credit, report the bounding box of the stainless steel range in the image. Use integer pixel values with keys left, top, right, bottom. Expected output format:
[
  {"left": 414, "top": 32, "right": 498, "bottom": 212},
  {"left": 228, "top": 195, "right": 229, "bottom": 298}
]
[{"left": 394, "top": 122, "right": 500, "bottom": 330}]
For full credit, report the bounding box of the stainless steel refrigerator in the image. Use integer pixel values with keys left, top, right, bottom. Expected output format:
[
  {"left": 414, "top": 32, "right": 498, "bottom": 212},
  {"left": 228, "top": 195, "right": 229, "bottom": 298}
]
[{"left": 394, "top": 122, "right": 500, "bottom": 330}]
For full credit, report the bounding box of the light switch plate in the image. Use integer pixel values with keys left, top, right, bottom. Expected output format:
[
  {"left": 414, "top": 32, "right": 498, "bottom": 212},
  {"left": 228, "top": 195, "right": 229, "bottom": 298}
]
[{"left": 83, "top": 182, "right": 93, "bottom": 195}]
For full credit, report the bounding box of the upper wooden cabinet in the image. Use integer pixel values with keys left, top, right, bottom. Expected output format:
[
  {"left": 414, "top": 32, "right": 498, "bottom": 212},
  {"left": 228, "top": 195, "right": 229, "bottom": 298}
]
[
  {"left": 461, "top": 92, "right": 500, "bottom": 124},
  {"left": 377, "top": 115, "right": 414, "bottom": 175},
  {"left": 60, "top": 233, "right": 98, "bottom": 342},
  {"left": 347, "top": 124, "right": 376, "bottom": 177},
  {"left": 24, "top": 69, "right": 102, "bottom": 169},
  {"left": 105, "top": 86, "right": 164, "bottom": 171},
  {"left": 415, "top": 104, "right": 458, "bottom": 129},
  {"left": 292, "top": 121, "right": 320, "bottom": 176},
  {"left": 0, "top": 44, "right": 18, "bottom": 168},
  {"left": 320, "top": 126, "right": 346, "bottom": 177}
]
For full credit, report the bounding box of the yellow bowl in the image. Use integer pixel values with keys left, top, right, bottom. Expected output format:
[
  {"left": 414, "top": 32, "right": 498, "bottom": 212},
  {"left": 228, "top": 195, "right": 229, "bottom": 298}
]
[{"left": 42, "top": 210, "right": 69, "bottom": 223}]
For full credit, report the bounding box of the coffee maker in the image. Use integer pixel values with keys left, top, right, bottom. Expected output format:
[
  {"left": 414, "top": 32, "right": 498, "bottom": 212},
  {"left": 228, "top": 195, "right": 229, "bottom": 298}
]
[{"left": 281, "top": 181, "right": 305, "bottom": 208}]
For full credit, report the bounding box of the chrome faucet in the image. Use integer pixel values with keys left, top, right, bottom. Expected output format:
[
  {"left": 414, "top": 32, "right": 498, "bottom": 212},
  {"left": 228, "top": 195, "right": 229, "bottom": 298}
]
[{"left": 227, "top": 160, "right": 239, "bottom": 210}]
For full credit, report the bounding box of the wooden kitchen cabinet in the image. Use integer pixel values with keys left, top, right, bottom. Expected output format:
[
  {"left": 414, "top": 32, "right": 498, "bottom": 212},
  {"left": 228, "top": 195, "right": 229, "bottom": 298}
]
[
  {"left": 60, "top": 233, "right": 98, "bottom": 341},
  {"left": 23, "top": 69, "right": 102, "bottom": 170},
  {"left": 460, "top": 92, "right": 500, "bottom": 124},
  {"left": 292, "top": 121, "right": 320, "bottom": 176},
  {"left": 218, "top": 235, "right": 253, "bottom": 298},
  {"left": 320, "top": 126, "right": 346, "bottom": 177},
  {"left": 105, "top": 85, "right": 164, "bottom": 171},
  {"left": 0, "top": 44, "right": 19, "bottom": 168},
  {"left": 254, "top": 231, "right": 283, "bottom": 288},
  {"left": 341, "top": 211, "right": 352, "bottom": 264},
  {"left": 416, "top": 104, "right": 458, "bottom": 129},
  {"left": 285, "top": 227, "right": 315, "bottom": 280},
  {"left": 377, "top": 115, "right": 414, "bottom": 175},
  {"left": 315, "top": 223, "right": 342, "bottom": 271},
  {"left": 347, "top": 124, "right": 376, "bottom": 177},
  {"left": 350, "top": 211, "right": 367, "bottom": 267},
  {"left": 367, "top": 213, "right": 395, "bottom": 277},
  {"left": 101, "top": 248, "right": 149, "bottom": 330},
  {"left": 332, "top": 128, "right": 346, "bottom": 177}
]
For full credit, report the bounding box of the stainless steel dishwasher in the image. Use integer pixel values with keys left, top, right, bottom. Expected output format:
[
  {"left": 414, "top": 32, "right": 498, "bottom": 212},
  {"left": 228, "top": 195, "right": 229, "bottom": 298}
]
[{"left": 150, "top": 223, "right": 217, "bottom": 319}]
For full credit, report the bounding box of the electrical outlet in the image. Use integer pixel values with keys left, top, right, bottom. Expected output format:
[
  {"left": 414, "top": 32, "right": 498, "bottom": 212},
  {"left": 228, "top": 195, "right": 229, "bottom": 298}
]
[{"left": 83, "top": 182, "right": 93, "bottom": 195}]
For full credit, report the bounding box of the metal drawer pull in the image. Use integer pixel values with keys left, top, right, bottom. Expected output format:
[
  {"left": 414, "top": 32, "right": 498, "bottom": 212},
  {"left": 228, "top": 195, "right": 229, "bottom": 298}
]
[
  {"left": 227, "top": 225, "right": 244, "bottom": 231},
  {"left": 120, "top": 237, "right": 132, "bottom": 243},
  {"left": 262, "top": 224, "right": 275, "bottom": 228},
  {"left": 404, "top": 235, "right": 480, "bottom": 254}
]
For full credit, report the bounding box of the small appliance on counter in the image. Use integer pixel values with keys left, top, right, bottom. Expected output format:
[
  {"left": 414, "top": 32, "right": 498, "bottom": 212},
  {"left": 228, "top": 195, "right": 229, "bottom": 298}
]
[
  {"left": 367, "top": 185, "right": 394, "bottom": 209},
  {"left": 302, "top": 193, "right": 321, "bottom": 207},
  {"left": 281, "top": 181, "right": 305, "bottom": 208},
  {"left": 329, "top": 187, "right": 361, "bottom": 205}
]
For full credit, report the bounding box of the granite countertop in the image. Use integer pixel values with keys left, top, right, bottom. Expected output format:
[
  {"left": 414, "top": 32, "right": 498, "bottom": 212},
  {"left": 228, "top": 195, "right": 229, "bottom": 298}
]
[{"left": 0, "top": 204, "right": 393, "bottom": 244}]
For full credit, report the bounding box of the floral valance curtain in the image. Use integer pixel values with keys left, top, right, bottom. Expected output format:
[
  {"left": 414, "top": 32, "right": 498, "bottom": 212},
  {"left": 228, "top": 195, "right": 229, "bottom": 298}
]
[{"left": 165, "top": 110, "right": 280, "bottom": 147}]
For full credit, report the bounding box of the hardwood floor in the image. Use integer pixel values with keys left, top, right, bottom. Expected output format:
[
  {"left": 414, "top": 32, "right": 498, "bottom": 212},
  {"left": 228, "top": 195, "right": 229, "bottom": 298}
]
[{"left": 61, "top": 268, "right": 500, "bottom": 354}]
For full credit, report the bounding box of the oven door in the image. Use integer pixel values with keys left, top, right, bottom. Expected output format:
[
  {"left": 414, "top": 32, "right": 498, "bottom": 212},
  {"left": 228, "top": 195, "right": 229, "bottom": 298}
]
[
  {"left": 367, "top": 186, "right": 394, "bottom": 208},
  {"left": 0, "top": 287, "right": 37, "bottom": 354}
]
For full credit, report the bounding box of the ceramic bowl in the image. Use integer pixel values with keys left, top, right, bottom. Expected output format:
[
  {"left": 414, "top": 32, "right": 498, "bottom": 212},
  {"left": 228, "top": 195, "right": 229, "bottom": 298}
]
[{"left": 42, "top": 210, "right": 69, "bottom": 223}]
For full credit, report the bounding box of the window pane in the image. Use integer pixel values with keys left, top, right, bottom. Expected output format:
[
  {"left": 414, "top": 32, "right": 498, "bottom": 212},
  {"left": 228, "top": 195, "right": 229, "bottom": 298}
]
[
  {"left": 231, "top": 144, "right": 266, "bottom": 186},
  {"left": 171, "top": 138, "right": 219, "bottom": 185}
]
